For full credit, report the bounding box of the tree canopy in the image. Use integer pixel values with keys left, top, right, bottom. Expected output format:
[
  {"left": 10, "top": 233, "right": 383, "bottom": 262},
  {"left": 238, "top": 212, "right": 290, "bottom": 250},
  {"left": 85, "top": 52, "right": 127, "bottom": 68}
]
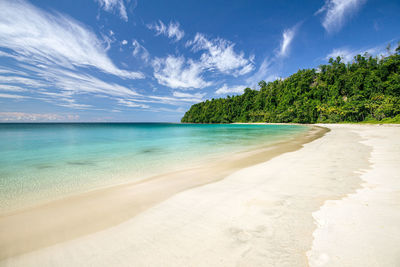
[{"left": 182, "top": 45, "right": 400, "bottom": 124}]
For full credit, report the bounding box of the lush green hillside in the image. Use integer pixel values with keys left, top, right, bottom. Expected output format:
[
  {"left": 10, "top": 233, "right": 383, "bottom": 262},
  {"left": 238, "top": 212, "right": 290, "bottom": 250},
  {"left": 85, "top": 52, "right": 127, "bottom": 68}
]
[{"left": 182, "top": 45, "right": 400, "bottom": 124}]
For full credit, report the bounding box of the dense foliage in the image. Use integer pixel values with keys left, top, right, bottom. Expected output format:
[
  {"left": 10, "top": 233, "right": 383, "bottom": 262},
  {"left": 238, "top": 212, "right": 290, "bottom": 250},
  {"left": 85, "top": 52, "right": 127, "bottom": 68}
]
[{"left": 182, "top": 45, "right": 400, "bottom": 124}]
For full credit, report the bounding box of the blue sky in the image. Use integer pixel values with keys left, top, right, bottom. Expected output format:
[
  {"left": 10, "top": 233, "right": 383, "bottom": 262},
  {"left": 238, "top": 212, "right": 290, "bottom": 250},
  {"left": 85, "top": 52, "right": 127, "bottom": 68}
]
[{"left": 0, "top": 0, "right": 399, "bottom": 122}]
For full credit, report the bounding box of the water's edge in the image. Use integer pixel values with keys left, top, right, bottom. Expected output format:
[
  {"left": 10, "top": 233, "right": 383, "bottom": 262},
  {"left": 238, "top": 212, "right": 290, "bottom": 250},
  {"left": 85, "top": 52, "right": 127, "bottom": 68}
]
[
  {"left": 0, "top": 123, "right": 307, "bottom": 212},
  {"left": 0, "top": 125, "right": 328, "bottom": 260}
]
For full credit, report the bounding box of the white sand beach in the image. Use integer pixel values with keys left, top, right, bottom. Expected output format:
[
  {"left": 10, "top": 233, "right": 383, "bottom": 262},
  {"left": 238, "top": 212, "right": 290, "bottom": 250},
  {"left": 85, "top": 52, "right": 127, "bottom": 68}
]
[
  {"left": 1, "top": 124, "right": 399, "bottom": 267},
  {"left": 308, "top": 125, "right": 400, "bottom": 266}
]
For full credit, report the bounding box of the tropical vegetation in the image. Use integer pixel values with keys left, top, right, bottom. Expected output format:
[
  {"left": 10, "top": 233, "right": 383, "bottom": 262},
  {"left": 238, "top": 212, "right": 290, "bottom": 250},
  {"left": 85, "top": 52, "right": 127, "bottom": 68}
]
[{"left": 181, "top": 44, "right": 400, "bottom": 124}]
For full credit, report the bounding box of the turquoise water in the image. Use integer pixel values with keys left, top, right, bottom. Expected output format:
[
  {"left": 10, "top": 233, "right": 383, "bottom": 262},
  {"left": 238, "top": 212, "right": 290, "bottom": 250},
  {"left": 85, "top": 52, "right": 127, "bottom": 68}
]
[{"left": 0, "top": 123, "right": 308, "bottom": 212}]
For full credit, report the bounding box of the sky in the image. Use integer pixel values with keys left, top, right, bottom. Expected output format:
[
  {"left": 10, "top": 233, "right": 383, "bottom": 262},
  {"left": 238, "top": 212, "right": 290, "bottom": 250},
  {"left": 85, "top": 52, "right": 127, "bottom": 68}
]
[{"left": 0, "top": 0, "right": 399, "bottom": 122}]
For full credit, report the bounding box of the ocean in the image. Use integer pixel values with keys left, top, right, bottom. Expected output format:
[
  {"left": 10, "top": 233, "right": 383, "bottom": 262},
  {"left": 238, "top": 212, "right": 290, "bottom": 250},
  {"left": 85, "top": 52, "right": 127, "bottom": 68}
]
[{"left": 0, "top": 123, "right": 308, "bottom": 213}]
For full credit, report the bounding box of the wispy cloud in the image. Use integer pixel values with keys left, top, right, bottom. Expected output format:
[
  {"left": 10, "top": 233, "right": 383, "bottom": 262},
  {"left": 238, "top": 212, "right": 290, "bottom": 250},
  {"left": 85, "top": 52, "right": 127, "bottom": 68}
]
[
  {"left": 132, "top": 40, "right": 150, "bottom": 62},
  {"left": 246, "top": 48, "right": 286, "bottom": 88},
  {"left": 0, "top": 67, "right": 29, "bottom": 76},
  {"left": 0, "top": 112, "right": 79, "bottom": 122},
  {"left": 0, "top": 75, "right": 46, "bottom": 88},
  {"left": 0, "top": 93, "right": 28, "bottom": 99},
  {"left": 215, "top": 84, "right": 247, "bottom": 95},
  {"left": 149, "top": 107, "right": 186, "bottom": 113},
  {"left": 187, "top": 33, "right": 254, "bottom": 76},
  {"left": 0, "top": 0, "right": 151, "bottom": 111},
  {"left": 172, "top": 91, "right": 206, "bottom": 102},
  {"left": 277, "top": 26, "right": 298, "bottom": 57},
  {"left": 246, "top": 58, "right": 276, "bottom": 86},
  {"left": 117, "top": 99, "right": 150, "bottom": 109},
  {"left": 152, "top": 55, "right": 212, "bottom": 89},
  {"left": 0, "top": 0, "right": 143, "bottom": 79},
  {"left": 326, "top": 48, "right": 357, "bottom": 62},
  {"left": 246, "top": 23, "right": 299, "bottom": 87},
  {"left": 118, "top": 91, "right": 206, "bottom": 107},
  {"left": 35, "top": 68, "right": 139, "bottom": 97},
  {"left": 95, "top": 0, "right": 128, "bottom": 21},
  {"left": 151, "top": 33, "right": 254, "bottom": 90},
  {"left": 316, "top": 0, "right": 366, "bottom": 34},
  {"left": 50, "top": 98, "right": 92, "bottom": 109},
  {"left": 147, "top": 20, "right": 185, "bottom": 42},
  {"left": 167, "top": 22, "right": 185, "bottom": 42},
  {"left": 326, "top": 42, "right": 395, "bottom": 63},
  {"left": 0, "top": 84, "right": 28, "bottom": 92},
  {"left": 0, "top": 62, "right": 139, "bottom": 109}
]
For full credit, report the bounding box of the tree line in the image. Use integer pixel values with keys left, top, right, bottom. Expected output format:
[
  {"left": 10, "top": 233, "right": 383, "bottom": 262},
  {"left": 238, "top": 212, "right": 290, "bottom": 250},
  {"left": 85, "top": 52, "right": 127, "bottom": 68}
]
[{"left": 181, "top": 44, "right": 400, "bottom": 124}]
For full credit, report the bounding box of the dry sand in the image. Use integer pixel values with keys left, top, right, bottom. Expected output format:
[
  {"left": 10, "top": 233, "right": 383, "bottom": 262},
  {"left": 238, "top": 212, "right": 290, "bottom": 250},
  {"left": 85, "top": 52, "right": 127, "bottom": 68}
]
[
  {"left": 1, "top": 124, "right": 399, "bottom": 266},
  {"left": 307, "top": 124, "right": 400, "bottom": 267}
]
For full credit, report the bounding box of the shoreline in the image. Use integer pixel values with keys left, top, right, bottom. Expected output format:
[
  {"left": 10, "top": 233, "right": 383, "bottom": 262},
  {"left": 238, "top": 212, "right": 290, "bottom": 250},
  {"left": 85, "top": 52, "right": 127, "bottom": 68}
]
[
  {"left": 0, "top": 125, "right": 327, "bottom": 260},
  {"left": 2, "top": 124, "right": 399, "bottom": 266},
  {"left": 0, "top": 123, "right": 310, "bottom": 215}
]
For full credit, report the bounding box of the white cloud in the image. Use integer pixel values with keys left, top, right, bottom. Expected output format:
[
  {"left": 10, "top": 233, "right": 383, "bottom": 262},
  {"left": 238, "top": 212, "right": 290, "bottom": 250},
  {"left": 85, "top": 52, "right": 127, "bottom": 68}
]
[
  {"left": 0, "top": 93, "right": 27, "bottom": 99},
  {"left": 248, "top": 59, "right": 270, "bottom": 82},
  {"left": 34, "top": 68, "right": 139, "bottom": 97},
  {"left": 52, "top": 99, "right": 92, "bottom": 109},
  {"left": 0, "top": 0, "right": 148, "bottom": 111},
  {"left": 237, "top": 63, "right": 255, "bottom": 76},
  {"left": 245, "top": 58, "right": 278, "bottom": 87},
  {"left": 0, "top": 112, "right": 79, "bottom": 122},
  {"left": 117, "top": 99, "right": 150, "bottom": 108},
  {"left": 32, "top": 89, "right": 92, "bottom": 110},
  {"left": 2, "top": 58, "right": 204, "bottom": 110},
  {"left": 246, "top": 23, "right": 299, "bottom": 88},
  {"left": 0, "top": 84, "right": 27, "bottom": 92},
  {"left": 149, "top": 107, "right": 185, "bottom": 113},
  {"left": 152, "top": 55, "right": 212, "bottom": 89},
  {"left": 215, "top": 84, "right": 247, "bottom": 95},
  {"left": 151, "top": 34, "right": 254, "bottom": 89},
  {"left": 326, "top": 48, "right": 356, "bottom": 62},
  {"left": 148, "top": 20, "right": 166, "bottom": 35},
  {"left": 147, "top": 20, "right": 184, "bottom": 41},
  {"left": 0, "top": 63, "right": 139, "bottom": 109},
  {"left": 187, "top": 33, "right": 254, "bottom": 76},
  {"left": 132, "top": 40, "right": 150, "bottom": 62},
  {"left": 0, "top": 67, "right": 28, "bottom": 76},
  {"left": 326, "top": 42, "right": 394, "bottom": 63},
  {"left": 0, "top": 75, "right": 46, "bottom": 88},
  {"left": 317, "top": 0, "right": 366, "bottom": 34},
  {"left": 167, "top": 22, "right": 185, "bottom": 42},
  {"left": 172, "top": 91, "right": 205, "bottom": 102},
  {"left": 122, "top": 93, "right": 205, "bottom": 106},
  {"left": 278, "top": 26, "right": 297, "bottom": 57},
  {"left": 0, "top": 0, "right": 143, "bottom": 79},
  {"left": 95, "top": 0, "right": 128, "bottom": 21},
  {"left": 121, "top": 40, "right": 128, "bottom": 45},
  {"left": 173, "top": 91, "right": 205, "bottom": 98}
]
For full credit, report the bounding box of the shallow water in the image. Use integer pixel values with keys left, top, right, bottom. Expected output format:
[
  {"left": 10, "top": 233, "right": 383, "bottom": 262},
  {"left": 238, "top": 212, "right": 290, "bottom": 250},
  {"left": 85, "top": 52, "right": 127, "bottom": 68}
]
[{"left": 0, "top": 123, "right": 307, "bottom": 212}]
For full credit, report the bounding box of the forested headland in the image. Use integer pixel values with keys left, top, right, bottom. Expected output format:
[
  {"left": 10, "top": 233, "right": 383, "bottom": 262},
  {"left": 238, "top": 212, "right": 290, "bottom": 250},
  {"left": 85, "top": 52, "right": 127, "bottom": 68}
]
[{"left": 181, "top": 44, "right": 400, "bottom": 124}]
